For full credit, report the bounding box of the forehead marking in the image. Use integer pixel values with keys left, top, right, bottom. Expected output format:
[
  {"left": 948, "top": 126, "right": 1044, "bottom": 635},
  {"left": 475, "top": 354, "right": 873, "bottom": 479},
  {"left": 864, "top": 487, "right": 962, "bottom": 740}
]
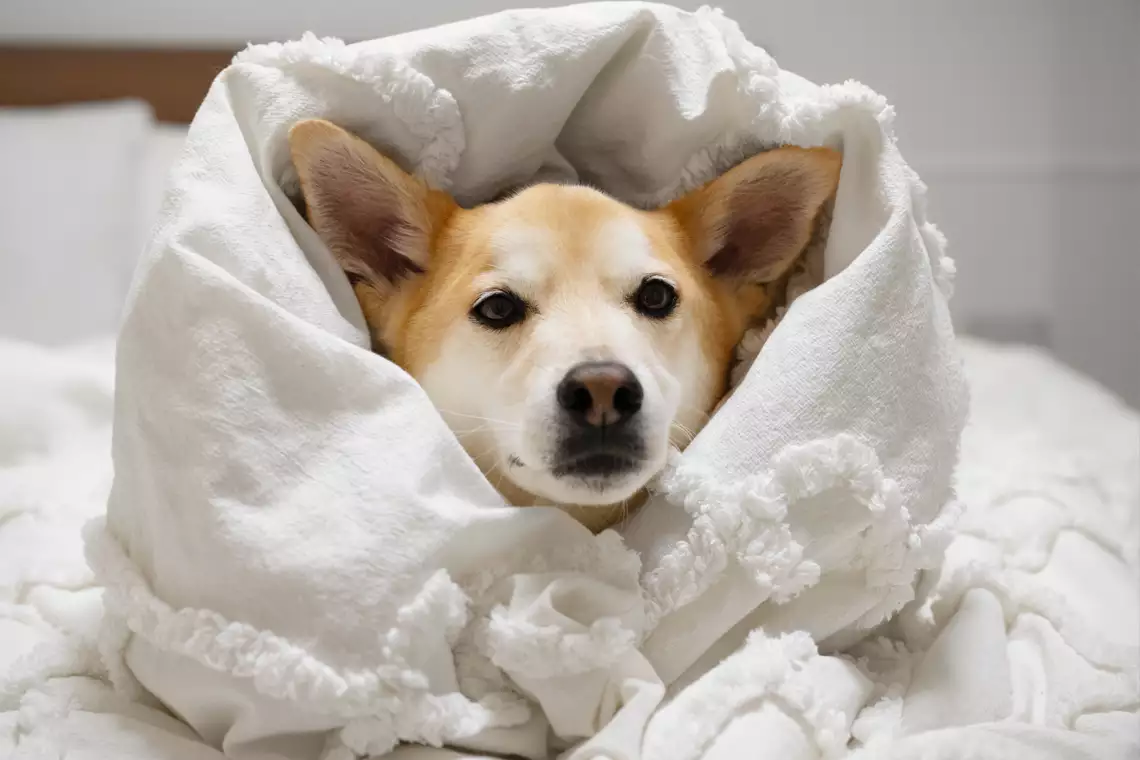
[
  {"left": 473, "top": 206, "right": 668, "bottom": 296},
  {"left": 592, "top": 217, "right": 661, "bottom": 282},
  {"left": 478, "top": 224, "right": 560, "bottom": 292}
]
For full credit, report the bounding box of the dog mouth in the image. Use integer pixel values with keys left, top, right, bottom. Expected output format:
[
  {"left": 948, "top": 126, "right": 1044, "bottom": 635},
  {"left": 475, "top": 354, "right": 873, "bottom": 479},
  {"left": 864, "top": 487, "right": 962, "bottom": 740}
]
[
  {"left": 549, "top": 427, "right": 648, "bottom": 483},
  {"left": 500, "top": 421, "right": 657, "bottom": 503},
  {"left": 550, "top": 451, "right": 642, "bottom": 479}
]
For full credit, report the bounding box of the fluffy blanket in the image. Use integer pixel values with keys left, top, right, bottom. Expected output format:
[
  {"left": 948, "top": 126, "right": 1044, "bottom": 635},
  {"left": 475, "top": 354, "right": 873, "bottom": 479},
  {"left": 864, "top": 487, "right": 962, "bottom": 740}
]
[
  {"left": 3, "top": 337, "right": 1136, "bottom": 760},
  {"left": 2, "top": 4, "right": 1136, "bottom": 760}
]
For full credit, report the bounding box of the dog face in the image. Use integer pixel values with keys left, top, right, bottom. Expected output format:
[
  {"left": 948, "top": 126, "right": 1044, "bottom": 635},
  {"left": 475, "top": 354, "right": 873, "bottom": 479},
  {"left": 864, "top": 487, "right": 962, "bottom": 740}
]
[
  {"left": 389, "top": 186, "right": 726, "bottom": 509},
  {"left": 290, "top": 120, "right": 840, "bottom": 517}
]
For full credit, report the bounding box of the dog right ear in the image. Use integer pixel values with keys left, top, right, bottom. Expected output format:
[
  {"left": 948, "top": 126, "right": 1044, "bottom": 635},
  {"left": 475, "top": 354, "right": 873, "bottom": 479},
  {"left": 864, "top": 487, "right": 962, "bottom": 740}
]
[
  {"left": 668, "top": 146, "right": 841, "bottom": 285},
  {"left": 288, "top": 119, "right": 456, "bottom": 297}
]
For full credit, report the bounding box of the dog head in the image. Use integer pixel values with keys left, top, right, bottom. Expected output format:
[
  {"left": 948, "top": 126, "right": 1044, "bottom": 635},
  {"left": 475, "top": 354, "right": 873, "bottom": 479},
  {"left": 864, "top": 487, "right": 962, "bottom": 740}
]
[{"left": 290, "top": 120, "right": 840, "bottom": 519}]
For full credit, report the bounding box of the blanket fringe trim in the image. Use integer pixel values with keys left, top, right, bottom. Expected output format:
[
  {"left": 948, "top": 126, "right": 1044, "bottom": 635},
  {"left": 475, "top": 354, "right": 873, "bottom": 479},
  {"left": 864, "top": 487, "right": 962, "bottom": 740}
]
[
  {"left": 82, "top": 518, "right": 530, "bottom": 756},
  {"left": 643, "top": 434, "right": 956, "bottom": 630}
]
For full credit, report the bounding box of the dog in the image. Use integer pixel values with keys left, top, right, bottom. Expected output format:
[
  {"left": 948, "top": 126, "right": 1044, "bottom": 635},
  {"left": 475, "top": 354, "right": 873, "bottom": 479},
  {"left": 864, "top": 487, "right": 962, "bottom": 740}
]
[{"left": 289, "top": 119, "right": 840, "bottom": 532}]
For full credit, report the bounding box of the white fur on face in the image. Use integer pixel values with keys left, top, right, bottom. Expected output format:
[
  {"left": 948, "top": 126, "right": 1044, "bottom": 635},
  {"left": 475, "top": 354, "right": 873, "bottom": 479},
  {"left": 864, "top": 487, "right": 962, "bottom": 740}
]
[{"left": 418, "top": 215, "right": 714, "bottom": 508}]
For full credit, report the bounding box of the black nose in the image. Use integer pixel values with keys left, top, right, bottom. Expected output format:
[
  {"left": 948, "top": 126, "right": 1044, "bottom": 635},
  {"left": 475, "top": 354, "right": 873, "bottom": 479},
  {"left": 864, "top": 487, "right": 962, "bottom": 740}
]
[{"left": 557, "top": 362, "right": 643, "bottom": 428}]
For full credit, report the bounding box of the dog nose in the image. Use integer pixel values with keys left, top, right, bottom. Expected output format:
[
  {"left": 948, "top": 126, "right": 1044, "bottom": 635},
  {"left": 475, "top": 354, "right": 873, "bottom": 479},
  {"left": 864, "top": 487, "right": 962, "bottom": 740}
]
[{"left": 557, "top": 362, "right": 643, "bottom": 427}]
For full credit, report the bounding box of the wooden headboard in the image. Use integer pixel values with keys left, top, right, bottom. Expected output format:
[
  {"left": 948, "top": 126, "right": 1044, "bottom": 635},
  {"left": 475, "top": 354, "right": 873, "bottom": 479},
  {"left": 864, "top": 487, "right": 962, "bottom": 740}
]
[{"left": 0, "top": 47, "right": 237, "bottom": 123}]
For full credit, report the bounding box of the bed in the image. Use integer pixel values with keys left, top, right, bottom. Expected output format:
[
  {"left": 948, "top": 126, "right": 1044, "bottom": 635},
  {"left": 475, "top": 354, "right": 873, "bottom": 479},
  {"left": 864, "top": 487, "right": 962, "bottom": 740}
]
[{"left": 1, "top": 43, "right": 1136, "bottom": 759}]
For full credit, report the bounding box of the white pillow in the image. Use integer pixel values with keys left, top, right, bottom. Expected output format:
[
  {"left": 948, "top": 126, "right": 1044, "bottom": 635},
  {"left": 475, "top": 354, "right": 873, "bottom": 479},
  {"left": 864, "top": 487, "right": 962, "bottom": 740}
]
[
  {"left": 135, "top": 123, "right": 190, "bottom": 255},
  {"left": 0, "top": 100, "right": 154, "bottom": 345}
]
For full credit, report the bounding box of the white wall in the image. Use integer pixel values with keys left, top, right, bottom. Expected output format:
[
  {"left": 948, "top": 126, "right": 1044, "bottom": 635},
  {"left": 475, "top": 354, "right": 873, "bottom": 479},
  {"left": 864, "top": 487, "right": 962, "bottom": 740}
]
[{"left": 3, "top": 0, "right": 1137, "bottom": 404}]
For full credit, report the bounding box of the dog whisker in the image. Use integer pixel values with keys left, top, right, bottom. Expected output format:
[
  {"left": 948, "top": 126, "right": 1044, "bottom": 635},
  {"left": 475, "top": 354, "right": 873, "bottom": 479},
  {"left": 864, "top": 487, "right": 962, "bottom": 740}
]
[
  {"left": 467, "top": 441, "right": 504, "bottom": 465},
  {"left": 437, "top": 408, "right": 523, "bottom": 429},
  {"left": 455, "top": 424, "right": 516, "bottom": 439},
  {"left": 669, "top": 420, "right": 697, "bottom": 448},
  {"left": 680, "top": 403, "right": 711, "bottom": 426},
  {"left": 482, "top": 459, "right": 509, "bottom": 495}
]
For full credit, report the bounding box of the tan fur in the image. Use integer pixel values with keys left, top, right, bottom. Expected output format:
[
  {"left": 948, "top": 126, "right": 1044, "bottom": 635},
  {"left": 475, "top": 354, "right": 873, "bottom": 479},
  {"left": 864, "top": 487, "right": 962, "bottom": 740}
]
[{"left": 290, "top": 119, "right": 840, "bottom": 531}]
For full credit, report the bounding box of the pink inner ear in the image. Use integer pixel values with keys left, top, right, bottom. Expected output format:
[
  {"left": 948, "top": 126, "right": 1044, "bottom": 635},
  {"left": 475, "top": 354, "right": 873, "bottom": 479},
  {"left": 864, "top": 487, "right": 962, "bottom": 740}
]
[
  {"left": 705, "top": 164, "right": 822, "bottom": 282},
  {"left": 306, "top": 148, "right": 424, "bottom": 286}
]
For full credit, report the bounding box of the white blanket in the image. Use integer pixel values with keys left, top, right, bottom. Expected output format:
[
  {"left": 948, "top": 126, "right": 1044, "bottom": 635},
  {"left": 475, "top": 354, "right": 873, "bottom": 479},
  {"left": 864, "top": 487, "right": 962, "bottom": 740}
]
[
  {"left": 2, "top": 4, "right": 1136, "bottom": 759},
  {"left": 3, "top": 337, "right": 1136, "bottom": 759}
]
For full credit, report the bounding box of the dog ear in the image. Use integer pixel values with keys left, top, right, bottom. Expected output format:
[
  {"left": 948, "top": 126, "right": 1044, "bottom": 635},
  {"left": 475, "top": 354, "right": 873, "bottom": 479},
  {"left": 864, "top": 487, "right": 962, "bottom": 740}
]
[
  {"left": 670, "top": 146, "right": 841, "bottom": 283},
  {"left": 288, "top": 119, "right": 456, "bottom": 295}
]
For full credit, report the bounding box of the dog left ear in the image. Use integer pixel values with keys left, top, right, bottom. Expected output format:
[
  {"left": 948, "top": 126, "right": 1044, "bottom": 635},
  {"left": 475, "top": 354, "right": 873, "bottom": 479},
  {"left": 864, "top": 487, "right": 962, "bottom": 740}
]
[
  {"left": 288, "top": 119, "right": 456, "bottom": 297},
  {"left": 670, "top": 146, "right": 841, "bottom": 283}
]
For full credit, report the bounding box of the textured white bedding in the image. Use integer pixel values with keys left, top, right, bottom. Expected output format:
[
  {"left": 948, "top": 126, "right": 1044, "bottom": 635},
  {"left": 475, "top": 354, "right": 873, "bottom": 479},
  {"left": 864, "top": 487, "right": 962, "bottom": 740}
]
[
  {"left": 0, "top": 20, "right": 1136, "bottom": 755},
  {"left": 1, "top": 335, "right": 1136, "bottom": 758}
]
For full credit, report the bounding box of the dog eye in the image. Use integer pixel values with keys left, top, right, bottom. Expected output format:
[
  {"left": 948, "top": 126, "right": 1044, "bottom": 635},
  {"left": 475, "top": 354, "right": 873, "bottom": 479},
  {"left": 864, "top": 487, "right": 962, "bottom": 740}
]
[
  {"left": 634, "top": 277, "right": 678, "bottom": 318},
  {"left": 471, "top": 290, "right": 526, "bottom": 329}
]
